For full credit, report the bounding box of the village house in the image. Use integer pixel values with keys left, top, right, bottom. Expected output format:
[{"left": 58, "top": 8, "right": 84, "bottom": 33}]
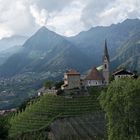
[
  {"left": 61, "top": 69, "right": 81, "bottom": 90},
  {"left": 112, "top": 69, "right": 134, "bottom": 80}
]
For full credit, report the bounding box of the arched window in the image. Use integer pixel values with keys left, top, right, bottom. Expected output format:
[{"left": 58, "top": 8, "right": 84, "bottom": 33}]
[{"left": 104, "top": 64, "right": 107, "bottom": 69}]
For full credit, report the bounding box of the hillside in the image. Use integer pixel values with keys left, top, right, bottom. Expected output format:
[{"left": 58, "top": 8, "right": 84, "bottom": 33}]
[
  {"left": 68, "top": 18, "right": 140, "bottom": 66},
  {"left": 1, "top": 19, "right": 140, "bottom": 78},
  {"left": 0, "top": 35, "right": 27, "bottom": 51},
  {"left": 0, "top": 35, "right": 27, "bottom": 65},
  {"left": 0, "top": 27, "right": 91, "bottom": 77},
  {"left": 0, "top": 18, "right": 140, "bottom": 109},
  {"left": 0, "top": 45, "right": 22, "bottom": 65},
  {"left": 49, "top": 114, "right": 105, "bottom": 140},
  {"left": 9, "top": 94, "right": 106, "bottom": 139},
  {"left": 112, "top": 32, "right": 140, "bottom": 71},
  {"left": 0, "top": 27, "right": 92, "bottom": 110}
]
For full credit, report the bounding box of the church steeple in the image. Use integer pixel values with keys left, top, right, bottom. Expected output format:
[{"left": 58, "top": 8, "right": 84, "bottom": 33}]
[
  {"left": 104, "top": 39, "right": 110, "bottom": 62},
  {"left": 103, "top": 39, "right": 110, "bottom": 85}
]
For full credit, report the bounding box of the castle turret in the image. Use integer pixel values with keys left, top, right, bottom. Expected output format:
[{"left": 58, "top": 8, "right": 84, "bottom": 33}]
[{"left": 103, "top": 40, "right": 110, "bottom": 85}]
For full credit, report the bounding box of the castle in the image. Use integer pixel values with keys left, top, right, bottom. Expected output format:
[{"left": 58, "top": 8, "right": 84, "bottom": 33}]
[{"left": 61, "top": 40, "right": 110, "bottom": 90}]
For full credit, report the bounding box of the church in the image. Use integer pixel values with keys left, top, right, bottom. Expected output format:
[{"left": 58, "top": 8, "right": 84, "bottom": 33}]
[
  {"left": 84, "top": 40, "right": 110, "bottom": 87},
  {"left": 61, "top": 40, "right": 110, "bottom": 90}
]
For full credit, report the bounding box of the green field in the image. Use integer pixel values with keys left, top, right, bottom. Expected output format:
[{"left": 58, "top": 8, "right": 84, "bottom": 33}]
[{"left": 10, "top": 93, "right": 105, "bottom": 139}]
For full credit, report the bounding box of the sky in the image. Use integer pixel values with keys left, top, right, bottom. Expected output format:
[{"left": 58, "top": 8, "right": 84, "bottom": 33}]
[{"left": 0, "top": 0, "right": 140, "bottom": 39}]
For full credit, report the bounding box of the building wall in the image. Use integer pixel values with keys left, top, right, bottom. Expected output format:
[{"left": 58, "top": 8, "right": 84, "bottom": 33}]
[
  {"left": 85, "top": 80, "right": 104, "bottom": 87},
  {"left": 64, "top": 74, "right": 68, "bottom": 85},
  {"left": 114, "top": 74, "right": 133, "bottom": 80},
  {"left": 67, "top": 75, "right": 81, "bottom": 89},
  {"left": 62, "top": 74, "right": 81, "bottom": 90}
]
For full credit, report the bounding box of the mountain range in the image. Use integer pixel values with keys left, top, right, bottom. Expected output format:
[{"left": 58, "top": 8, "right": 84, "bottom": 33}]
[
  {"left": 0, "top": 35, "right": 27, "bottom": 51},
  {"left": 69, "top": 18, "right": 140, "bottom": 68},
  {"left": 0, "top": 18, "right": 140, "bottom": 109},
  {"left": 112, "top": 31, "right": 140, "bottom": 71},
  {"left": 0, "top": 27, "right": 92, "bottom": 77},
  {"left": 0, "top": 35, "right": 28, "bottom": 65},
  {"left": 1, "top": 19, "right": 140, "bottom": 78}
]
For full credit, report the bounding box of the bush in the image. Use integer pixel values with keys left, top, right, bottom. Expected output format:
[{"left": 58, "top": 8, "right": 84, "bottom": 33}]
[{"left": 44, "top": 81, "right": 54, "bottom": 89}]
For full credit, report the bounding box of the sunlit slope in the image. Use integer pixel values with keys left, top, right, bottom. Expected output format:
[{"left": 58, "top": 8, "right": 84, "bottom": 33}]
[{"left": 10, "top": 94, "right": 101, "bottom": 137}]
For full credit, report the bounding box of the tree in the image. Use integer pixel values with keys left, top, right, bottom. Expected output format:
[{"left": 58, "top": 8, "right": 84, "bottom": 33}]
[
  {"left": 99, "top": 78, "right": 140, "bottom": 140},
  {"left": 44, "top": 81, "right": 54, "bottom": 89},
  {"left": 0, "top": 116, "right": 9, "bottom": 139},
  {"left": 54, "top": 81, "right": 64, "bottom": 90}
]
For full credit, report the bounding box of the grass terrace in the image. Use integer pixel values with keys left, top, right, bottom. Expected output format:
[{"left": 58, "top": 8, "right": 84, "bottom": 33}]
[{"left": 10, "top": 93, "right": 102, "bottom": 137}]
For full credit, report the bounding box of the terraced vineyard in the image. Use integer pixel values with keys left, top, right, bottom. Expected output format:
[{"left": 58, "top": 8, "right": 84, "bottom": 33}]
[
  {"left": 10, "top": 94, "right": 105, "bottom": 139},
  {"left": 49, "top": 113, "right": 106, "bottom": 140}
]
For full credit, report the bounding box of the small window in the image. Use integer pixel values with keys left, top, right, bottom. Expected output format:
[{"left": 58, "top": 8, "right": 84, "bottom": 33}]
[{"left": 104, "top": 64, "right": 107, "bottom": 69}]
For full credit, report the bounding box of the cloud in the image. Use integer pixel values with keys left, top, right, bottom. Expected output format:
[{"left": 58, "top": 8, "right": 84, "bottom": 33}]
[
  {"left": 46, "top": 1, "right": 85, "bottom": 36},
  {"left": 0, "top": 0, "right": 38, "bottom": 38},
  {"left": 33, "top": 0, "right": 74, "bottom": 12},
  {"left": 81, "top": 0, "right": 140, "bottom": 28},
  {"left": 0, "top": 0, "right": 140, "bottom": 39},
  {"left": 30, "top": 4, "right": 49, "bottom": 26},
  {"left": 0, "top": 0, "right": 75, "bottom": 38}
]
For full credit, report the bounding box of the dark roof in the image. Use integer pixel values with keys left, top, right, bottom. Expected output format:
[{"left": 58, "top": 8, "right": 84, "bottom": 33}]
[
  {"left": 113, "top": 69, "right": 134, "bottom": 76},
  {"left": 85, "top": 67, "right": 104, "bottom": 80}
]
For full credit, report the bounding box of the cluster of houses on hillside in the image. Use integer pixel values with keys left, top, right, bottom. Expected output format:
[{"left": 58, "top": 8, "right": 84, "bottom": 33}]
[
  {"left": 37, "top": 40, "right": 137, "bottom": 97},
  {"left": 61, "top": 40, "right": 137, "bottom": 90},
  {"left": 1, "top": 40, "right": 137, "bottom": 115}
]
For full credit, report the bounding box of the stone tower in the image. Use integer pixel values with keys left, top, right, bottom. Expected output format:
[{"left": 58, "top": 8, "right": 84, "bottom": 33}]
[{"left": 103, "top": 40, "right": 110, "bottom": 85}]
